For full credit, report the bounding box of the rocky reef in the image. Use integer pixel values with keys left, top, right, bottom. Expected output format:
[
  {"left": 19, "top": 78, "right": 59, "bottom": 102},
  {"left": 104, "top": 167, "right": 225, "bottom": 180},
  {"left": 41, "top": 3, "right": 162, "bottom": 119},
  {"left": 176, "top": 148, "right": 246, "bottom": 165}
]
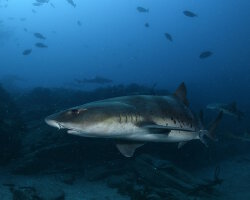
[
  {"left": 0, "top": 85, "right": 25, "bottom": 165},
  {"left": 0, "top": 83, "right": 249, "bottom": 199}
]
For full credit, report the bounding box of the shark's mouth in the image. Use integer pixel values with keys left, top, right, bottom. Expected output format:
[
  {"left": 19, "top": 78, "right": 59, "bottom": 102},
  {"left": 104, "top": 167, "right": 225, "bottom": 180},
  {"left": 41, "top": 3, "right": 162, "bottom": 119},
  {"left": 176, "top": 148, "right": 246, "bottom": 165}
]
[
  {"left": 58, "top": 123, "right": 65, "bottom": 130},
  {"left": 56, "top": 123, "right": 81, "bottom": 134}
]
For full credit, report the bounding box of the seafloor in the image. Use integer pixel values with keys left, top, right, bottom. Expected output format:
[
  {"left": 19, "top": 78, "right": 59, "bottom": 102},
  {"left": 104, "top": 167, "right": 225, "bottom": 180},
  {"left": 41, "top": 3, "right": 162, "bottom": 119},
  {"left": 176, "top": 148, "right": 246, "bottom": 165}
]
[{"left": 0, "top": 84, "right": 249, "bottom": 200}]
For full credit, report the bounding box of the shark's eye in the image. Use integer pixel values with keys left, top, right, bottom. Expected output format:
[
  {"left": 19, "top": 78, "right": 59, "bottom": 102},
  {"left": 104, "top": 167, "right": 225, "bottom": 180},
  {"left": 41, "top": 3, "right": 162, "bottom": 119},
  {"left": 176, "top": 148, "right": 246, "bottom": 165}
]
[{"left": 71, "top": 109, "right": 80, "bottom": 115}]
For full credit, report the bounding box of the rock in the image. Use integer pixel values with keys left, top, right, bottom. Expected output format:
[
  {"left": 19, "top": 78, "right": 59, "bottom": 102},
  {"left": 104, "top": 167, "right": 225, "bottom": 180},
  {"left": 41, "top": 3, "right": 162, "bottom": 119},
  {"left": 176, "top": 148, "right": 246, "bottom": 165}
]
[
  {"left": 60, "top": 174, "right": 76, "bottom": 185},
  {"left": 0, "top": 85, "right": 24, "bottom": 164},
  {"left": 10, "top": 186, "right": 41, "bottom": 200},
  {"left": 106, "top": 175, "right": 124, "bottom": 188},
  {"left": 145, "top": 193, "right": 161, "bottom": 200},
  {"left": 134, "top": 157, "right": 193, "bottom": 193},
  {"left": 85, "top": 162, "right": 129, "bottom": 181}
]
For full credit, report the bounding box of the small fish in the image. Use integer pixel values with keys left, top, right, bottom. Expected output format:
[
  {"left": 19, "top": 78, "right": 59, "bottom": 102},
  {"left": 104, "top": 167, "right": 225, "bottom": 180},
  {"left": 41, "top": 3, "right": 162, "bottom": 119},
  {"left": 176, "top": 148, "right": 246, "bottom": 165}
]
[
  {"left": 164, "top": 32, "right": 173, "bottom": 42},
  {"left": 33, "top": 2, "right": 42, "bottom": 6},
  {"left": 75, "top": 76, "right": 113, "bottom": 85},
  {"left": 77, "top": 20, "right": 82, "bottom": 26},
  {"left": 183, "top": 10, "right": 197, "bottom": 17},
  {"left": 35, "top": 42, "right": 48, "bottom": 48},
  {"left": 199, "top": 51, "right": 213, "bottom": 59},
  {"left": 36, "top": 0, "right": 49, "bottom": 3},
  {"left": 23, "top": 28, "right": 28, "bottom": 32},
  {"left": 20, "top": 18, "right": 26, "bottom": 22},
  {"left": 144, "top": 23, "right": 149, "bottom": 28},
  {"left": 34, "top": 32, "right": 46, "bottom": 40},
  {"left": 137, "top": 6, "right": 149, "bottom": 13},
  {"left": 22, "top": 49, "right": 32, "bottom": 55},
  {"left": 66, "top": 0, "right": 76, "bottom": 7},
  {"left": 50, "top": 3, "right": 55, "bottom": 8}
]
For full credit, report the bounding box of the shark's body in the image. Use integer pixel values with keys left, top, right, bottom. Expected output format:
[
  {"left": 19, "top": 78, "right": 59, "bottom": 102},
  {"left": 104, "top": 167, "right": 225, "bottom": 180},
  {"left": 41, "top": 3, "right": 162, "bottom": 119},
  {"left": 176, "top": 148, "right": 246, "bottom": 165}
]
[
  {"left": 207, "top": 102, "right": 244, "bottom": 120},
  {"left": 45, "top": 83, "right": 222, "bottom": 157}
]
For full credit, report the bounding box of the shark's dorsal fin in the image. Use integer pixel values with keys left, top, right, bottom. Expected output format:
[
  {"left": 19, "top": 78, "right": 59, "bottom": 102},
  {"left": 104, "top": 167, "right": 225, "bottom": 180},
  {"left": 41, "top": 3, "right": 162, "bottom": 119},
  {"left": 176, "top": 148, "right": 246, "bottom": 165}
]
[
  {"left": 116, "top": 143, "right": 144, "bottom": 157},
  {"left": 174, "top": 82, "right": 189, "bottom": 106}
]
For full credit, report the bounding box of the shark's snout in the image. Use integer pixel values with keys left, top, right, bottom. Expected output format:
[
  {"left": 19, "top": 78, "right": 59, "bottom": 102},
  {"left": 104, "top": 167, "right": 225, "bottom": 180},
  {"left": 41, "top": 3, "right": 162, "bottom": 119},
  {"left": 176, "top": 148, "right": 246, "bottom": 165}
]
[{"left": 45, "top": 115, "right": 61, "bottom": 129}]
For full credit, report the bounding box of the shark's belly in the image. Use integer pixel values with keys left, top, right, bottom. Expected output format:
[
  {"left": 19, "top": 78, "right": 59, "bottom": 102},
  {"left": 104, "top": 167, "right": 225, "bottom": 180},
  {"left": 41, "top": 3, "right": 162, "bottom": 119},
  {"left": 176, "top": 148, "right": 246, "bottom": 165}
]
[
  {"left": 73, "top": 121, "right": 198, "bottom": 143},
  {"left": 126, "top": 130, "right": 199, "bottom": 142}
]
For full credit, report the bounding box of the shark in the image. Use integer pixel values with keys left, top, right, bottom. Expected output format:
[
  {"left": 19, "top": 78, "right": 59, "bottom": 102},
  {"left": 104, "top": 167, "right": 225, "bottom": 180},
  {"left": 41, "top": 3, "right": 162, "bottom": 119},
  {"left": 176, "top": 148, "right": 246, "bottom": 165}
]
[
  {"left": 206, "top": 102, "right": 244, "bottom": 120},
  {"left": 45, "top": 83, "right": 222, "bottom": 157},
  {"left": 225, "top": 131, "right": 250, "bottom": 142}
]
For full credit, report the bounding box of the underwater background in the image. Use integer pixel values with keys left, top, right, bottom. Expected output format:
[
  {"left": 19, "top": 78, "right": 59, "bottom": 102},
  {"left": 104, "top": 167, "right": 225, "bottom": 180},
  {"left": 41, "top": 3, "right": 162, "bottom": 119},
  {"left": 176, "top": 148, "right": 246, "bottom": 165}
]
[{"left": 0, "top": 0, "right": 250, "bottom": 199}]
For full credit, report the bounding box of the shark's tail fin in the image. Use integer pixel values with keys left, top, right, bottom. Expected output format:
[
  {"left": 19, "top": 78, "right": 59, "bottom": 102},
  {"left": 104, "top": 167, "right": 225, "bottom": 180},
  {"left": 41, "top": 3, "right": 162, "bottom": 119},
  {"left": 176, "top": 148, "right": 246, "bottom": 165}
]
[
  {"left": 207, "top": 111, "right": 223, "bottom": 140},
  {"left": 199, "top": 111, "right": 223, "bottom": 145}
]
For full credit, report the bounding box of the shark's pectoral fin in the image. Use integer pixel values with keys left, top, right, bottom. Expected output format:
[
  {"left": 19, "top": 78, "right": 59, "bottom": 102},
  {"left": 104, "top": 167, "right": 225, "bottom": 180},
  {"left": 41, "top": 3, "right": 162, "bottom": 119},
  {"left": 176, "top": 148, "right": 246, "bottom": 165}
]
[{"left": 116, "top": 143, "right": 144, "bottom": 157}]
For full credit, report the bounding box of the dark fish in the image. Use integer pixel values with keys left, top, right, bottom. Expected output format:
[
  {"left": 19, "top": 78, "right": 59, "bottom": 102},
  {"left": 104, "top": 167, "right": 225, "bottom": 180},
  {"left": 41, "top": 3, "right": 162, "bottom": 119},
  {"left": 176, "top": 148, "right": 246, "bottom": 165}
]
[
  {"left": 34, "top": 32, "right": 46, "bottom": 39},
  {"left": 137, "top": 6, "right": 149, "bottom": 13},
  {"left": 199, "top": 51, "right": 213, "bottom": 59},
  {"left": 144, "top": 23, "right": 149, "bottom": 28},
  {"left": 35, "top": 42, "right": 48, "bottom": 48},
  {"left": 20, "top": 17, "right": 26, "bottom": 22},
  {"left": 164, "top": 32, "right": 173, "bottom": 42},
  {"left": 33, "top": 2, "right": 42, "bottom": 6},
  {"left": 22, "top": 49, "right": 32, "bottom": 55},
  {"left": 66, "top": 0, "right": 76, "bottom": 7},
  {"left": 77, "top": 20, "right": 82, "bottom": 26},
  {"left": 50, "top": 3, "right": 55, "bottom": 8},
  {"left": 75, "top": 76, "right": 113, "bottom": 85},
  {"left": 36, "top": 0, "right": 49, "bottom": 3},
  {"left": 183, "top": 10, "right": 197, "bottom": 17}
]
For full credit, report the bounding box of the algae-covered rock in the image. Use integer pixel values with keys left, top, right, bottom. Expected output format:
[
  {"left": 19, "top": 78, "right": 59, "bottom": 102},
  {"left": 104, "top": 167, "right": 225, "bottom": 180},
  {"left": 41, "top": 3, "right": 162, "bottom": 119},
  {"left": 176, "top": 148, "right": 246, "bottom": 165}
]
[{"left": 0, "top": 84, "right": 24, "bottom": 164}]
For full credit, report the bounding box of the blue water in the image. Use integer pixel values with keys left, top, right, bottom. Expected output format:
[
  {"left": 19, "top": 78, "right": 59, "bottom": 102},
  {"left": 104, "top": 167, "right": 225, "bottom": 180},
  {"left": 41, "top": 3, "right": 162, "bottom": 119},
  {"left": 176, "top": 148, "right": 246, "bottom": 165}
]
[
  {"left": 1, "top": 1, "right": 250, "bottom": 199},
  {"left": 1, "top": 1, "right": 249, "bottom": 94}
]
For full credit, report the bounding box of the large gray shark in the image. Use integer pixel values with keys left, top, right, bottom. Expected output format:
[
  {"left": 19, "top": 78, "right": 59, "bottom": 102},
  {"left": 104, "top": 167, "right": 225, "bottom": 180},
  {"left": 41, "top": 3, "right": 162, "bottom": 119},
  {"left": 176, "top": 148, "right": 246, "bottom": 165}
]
[
  {"left": 45, "top": 83, "right": 222, "bottom": 157},
  {"left": 206, "top": 102, "right": 244, "bottom": 120}
]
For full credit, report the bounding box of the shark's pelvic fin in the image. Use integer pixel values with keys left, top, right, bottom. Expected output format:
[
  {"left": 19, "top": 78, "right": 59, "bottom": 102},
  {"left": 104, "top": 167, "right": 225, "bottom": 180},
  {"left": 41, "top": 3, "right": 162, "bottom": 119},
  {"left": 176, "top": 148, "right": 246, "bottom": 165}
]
[
  {"left": 116, "top": 143, "right": 144, "bottom": 157},
  {"left": 178, "top": 141, "right": 187, "bottom": 149},
  {"left": 174, "top": 82, "right": 189, "bottom": 106}
]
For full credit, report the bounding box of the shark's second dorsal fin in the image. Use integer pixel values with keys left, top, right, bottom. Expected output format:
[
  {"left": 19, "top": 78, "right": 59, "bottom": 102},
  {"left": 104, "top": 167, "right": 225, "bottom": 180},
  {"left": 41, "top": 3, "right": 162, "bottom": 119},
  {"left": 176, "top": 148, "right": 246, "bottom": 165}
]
[{"left": 174, "top": 82, "right": 189, "bottom": 106}]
